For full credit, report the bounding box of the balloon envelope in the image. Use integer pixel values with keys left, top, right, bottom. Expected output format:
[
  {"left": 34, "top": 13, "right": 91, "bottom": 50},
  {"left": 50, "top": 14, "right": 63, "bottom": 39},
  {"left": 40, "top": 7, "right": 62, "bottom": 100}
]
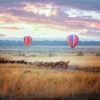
[
  {"left": 24, "top": 36, "right": 32, "bottom": 47},
  {"left": 67, "top": 35, "right": 79, "bottom": 49}
]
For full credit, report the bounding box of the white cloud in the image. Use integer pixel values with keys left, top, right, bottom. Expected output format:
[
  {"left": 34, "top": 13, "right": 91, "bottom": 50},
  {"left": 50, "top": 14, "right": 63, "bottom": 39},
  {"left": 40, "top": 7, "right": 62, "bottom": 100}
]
[
  {"left": 0, "top": 14, "right": 5, "bottom": 17},
  {"left": 24, "top": 3, "right": 57, "bottom": 17},
  {"left": 64, "top": 8, "right": 100, "bottom": 20}
]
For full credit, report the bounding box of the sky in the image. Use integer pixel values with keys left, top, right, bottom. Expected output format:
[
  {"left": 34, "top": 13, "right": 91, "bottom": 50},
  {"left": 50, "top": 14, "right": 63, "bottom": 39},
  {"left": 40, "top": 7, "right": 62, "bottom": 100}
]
[{"left": 0, "top": 0, "right": 100, "bottom": 41}]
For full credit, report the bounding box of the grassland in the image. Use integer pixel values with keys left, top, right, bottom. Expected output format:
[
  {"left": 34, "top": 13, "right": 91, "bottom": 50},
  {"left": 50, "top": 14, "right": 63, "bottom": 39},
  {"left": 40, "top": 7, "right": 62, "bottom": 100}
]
[
  {"left": 0, "top": 53, "right": 100, "bottom": 99},
  {"left": 0, "top": 53, "right": 100, "bottom": 67}
]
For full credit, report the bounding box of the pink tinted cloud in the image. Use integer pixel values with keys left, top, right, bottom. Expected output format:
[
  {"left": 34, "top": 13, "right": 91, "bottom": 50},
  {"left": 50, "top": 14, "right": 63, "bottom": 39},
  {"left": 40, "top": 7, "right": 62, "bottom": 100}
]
[
  {"left": 80, "top": 30, "right": 100, "bottom": 37},
  {"left": 86, "top": 22, "right": 100, "bottom": 29},
  {"left": 24, "top": 3, "right": 57, "bottom": 17},
  {"left": 1, "top": 13, "right": 20, "bottom": 23},
  {"left": 66, "top": 20, "right": 100, "bottom": 29},
  {"left": 0, "top": 27, "right": 24, "bottom": 30}
]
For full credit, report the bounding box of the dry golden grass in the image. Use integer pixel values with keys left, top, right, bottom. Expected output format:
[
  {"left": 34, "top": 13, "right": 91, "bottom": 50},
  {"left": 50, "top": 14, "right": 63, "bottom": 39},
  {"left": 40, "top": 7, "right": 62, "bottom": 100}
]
[
  {"left": 0, "top": 53, "right": 100, "bottom": 99},
  {"left": 0, "top": 53, "right": 100, "bottom": 67},
  {"left": 0, "top": 64, "right": 100, "bottom": 100}
]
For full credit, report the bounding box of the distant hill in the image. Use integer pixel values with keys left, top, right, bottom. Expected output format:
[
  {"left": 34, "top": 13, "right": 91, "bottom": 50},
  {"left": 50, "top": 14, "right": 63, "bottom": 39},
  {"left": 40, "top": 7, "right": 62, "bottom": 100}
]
[{"left": 0, "top": 40, "right": 100, "bottom": 47}]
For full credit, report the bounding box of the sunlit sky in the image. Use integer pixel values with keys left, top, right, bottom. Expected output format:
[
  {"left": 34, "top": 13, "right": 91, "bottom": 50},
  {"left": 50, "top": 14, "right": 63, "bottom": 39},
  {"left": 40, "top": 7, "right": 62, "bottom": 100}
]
[{"left": 0, "top": 0, "right": 100, "bottom": 40}]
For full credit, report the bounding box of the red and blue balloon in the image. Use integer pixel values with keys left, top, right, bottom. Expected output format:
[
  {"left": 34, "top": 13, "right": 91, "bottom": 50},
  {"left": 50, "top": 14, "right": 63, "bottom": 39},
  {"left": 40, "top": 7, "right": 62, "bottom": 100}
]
[
  {"left": 24, "top": 36, "right": 32, "bottom": 47},
  {"left": 67, "top": 35, "right": 79, "bottom": 49}
]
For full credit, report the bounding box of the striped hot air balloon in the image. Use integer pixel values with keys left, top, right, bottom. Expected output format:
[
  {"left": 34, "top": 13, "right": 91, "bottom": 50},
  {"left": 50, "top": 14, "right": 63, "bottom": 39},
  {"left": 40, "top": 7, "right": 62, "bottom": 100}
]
[
  {"left": 24, "top": 36, "right": 32, "bottom": 47},
  {"left": 67, "top": 35, "right": 79, "bottom": 49}
]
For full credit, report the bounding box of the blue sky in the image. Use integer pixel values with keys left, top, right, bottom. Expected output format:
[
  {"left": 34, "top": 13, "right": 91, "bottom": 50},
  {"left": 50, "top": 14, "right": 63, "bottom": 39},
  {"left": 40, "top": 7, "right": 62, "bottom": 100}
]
[{"left": 0, "top": 0, "right": 100, "bottom": 41}]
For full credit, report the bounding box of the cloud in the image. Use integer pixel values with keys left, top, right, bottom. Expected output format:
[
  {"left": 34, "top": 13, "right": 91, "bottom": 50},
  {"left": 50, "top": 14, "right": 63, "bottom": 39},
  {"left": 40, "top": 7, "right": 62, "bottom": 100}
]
[
  {"left": 1, "top": 0, "right": 100, "bottom": 11},
  {"left": 65, "top": 20, "right": 100, "bottom": 29},
  {"left": 24, "top": 3, "right": 57, "bottom": 17},
  {"left": 0, "top": 33, "right": 6, "bottom": 37},
  {"left": 0, "top": 0, "right": 100, "bottom": 39},
  {"left": 0, "top": 27, "right": 24, "bottom": 30},
  {"left": 4, "top": 7, "right": 99, "bottom": 31},
  {"left": 51, "top": 0, "right": 100, "bottom": 11},
  {"left": 80, "top": 29, "right": 100, "bottom": 37},
  {"left": 64, "top": 8, "right": 100, "bottom": 20}
]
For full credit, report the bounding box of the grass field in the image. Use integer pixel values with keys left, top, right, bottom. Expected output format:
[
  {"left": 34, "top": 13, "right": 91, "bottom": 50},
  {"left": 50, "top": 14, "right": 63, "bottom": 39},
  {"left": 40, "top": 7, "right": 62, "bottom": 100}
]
[
  {"left": 0, "top": 53, "right": 100, "bottom": 100},
  {"left": 0, "top": 53, "right": 100, "bottom": 67}
]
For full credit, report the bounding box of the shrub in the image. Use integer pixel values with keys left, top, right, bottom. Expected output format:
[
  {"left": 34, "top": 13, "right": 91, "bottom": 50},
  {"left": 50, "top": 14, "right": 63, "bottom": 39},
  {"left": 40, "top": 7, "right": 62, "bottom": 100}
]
[
  {"left": 77, "top": 51, "right": 84, "bottom": 56},
  {"left": 96, "top": 53, "right": 100, "bottom": 56}
]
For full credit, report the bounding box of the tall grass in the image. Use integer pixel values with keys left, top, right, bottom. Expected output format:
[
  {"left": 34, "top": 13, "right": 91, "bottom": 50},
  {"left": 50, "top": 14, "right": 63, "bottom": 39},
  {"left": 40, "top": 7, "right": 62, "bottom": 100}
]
[{"left": 0, "top": 64, "right": 100, "bottom": 99}]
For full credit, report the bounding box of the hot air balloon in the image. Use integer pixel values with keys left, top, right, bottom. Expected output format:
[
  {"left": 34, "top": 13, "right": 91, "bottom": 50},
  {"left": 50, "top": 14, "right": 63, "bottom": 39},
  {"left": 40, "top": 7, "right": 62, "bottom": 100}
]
[
  {"left": 24, "top": 36, "right": 32, "bottom": 47},
  {"left": 67, "top": 35, "right": 79, "bottom": 49}
]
